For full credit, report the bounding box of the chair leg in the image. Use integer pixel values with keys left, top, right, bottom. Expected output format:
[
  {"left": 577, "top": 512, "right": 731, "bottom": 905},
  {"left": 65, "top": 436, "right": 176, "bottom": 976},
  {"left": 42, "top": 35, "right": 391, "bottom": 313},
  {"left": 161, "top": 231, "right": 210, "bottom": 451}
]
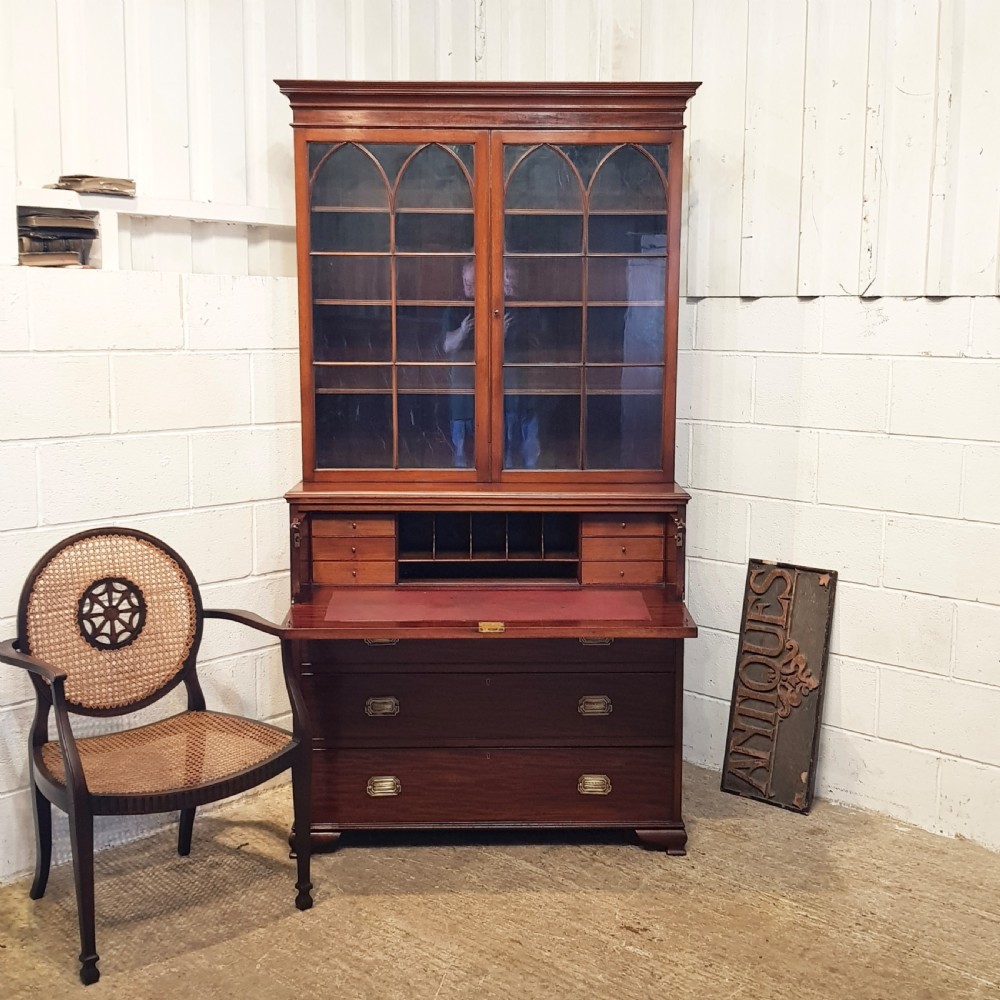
[
  {"left": 291, "top": 747, "right": 313, "bottom": 911},
  {"left": 178, "top": 807, "right": 196, "bottom": 856},
  {"left": 29, "top": 782, "right": 52, "bottom": 900},
  {"left": 67, "top": 803, "right": 99, "bottom": 985}
]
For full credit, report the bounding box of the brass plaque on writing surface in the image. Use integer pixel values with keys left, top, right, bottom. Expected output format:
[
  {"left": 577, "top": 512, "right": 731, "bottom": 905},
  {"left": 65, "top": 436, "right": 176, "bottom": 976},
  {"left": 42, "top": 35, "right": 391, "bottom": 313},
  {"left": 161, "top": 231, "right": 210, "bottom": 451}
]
[{"left": 721, "top": 560, "right": 837, "bottom": 814}]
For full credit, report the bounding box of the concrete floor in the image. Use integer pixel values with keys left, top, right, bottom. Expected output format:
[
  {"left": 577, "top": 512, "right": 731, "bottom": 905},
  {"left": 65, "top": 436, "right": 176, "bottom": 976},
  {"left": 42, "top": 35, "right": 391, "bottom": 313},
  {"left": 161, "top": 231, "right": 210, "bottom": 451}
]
[{"left": 1, "top": 763, "right": 998, "bottom": 999}]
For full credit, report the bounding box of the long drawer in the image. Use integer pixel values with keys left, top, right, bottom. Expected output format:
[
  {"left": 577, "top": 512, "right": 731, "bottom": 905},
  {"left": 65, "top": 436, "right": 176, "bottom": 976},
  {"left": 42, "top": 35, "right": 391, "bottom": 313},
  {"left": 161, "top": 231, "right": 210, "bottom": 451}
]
[
  {"left": 300, "top": 637, "right": 678, "bottom": 670},
  {"left": 311, "top": 747, "right": 676, "bottom": 826},
  {"left": 302, "top": 670, "right": 675, "bottom": 746}
]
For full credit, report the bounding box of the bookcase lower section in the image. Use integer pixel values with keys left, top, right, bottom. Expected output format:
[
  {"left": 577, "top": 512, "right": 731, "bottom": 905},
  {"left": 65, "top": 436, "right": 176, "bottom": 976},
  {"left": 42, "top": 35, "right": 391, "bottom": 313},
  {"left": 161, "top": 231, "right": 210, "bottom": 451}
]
[{"left": 296, "top": 636, "right": 687, "bottom": 854}]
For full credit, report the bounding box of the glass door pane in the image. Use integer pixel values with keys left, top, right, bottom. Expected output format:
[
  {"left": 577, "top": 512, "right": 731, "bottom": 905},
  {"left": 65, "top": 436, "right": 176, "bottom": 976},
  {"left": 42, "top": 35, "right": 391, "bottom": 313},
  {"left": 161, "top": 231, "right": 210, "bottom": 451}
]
[
  {"left": 501, "top": 140, "right": 669, "bottom": 472},
  {"left": 308, "top": 140, "right": 477, "bottom": 470}
]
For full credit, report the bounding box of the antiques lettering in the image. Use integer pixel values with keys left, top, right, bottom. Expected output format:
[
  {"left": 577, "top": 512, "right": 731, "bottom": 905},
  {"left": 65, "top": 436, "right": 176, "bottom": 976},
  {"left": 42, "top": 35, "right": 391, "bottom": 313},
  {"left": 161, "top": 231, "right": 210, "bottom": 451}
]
[{"left": 726, "top": 567, "right": 815, "bottom": 796}]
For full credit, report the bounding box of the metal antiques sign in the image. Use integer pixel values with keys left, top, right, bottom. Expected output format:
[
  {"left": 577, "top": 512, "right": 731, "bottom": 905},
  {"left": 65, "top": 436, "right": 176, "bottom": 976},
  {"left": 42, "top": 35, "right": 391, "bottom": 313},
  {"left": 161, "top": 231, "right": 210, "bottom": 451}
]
[{"left": 721, "top": 560, "right": 837, "bottom": 813}]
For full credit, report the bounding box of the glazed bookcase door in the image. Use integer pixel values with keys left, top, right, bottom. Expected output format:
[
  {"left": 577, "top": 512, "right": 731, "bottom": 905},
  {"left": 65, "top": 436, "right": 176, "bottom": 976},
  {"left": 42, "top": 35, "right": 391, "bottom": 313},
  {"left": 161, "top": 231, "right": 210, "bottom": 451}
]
[
  {"left": 302, "top": 131, "right": 489, "bottom": 480},
  {"left": 491, "top": 131, "right": 680, "bottom": 483}
]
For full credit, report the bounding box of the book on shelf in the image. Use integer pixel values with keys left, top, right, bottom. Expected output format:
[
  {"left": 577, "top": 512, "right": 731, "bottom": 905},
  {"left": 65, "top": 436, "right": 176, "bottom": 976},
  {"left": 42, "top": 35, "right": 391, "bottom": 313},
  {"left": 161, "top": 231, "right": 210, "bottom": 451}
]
[
  {"left": 18, "top": 251, "right": 84, "bottom": 267},
  {"left": 18, "top": 235, "right": 91, "bottom": 255},
  {"left": 18, "top": 212, "right": 98, "bottom": 234},
  {"left": 47, "top": 174, "right": 136, "bottom": 197}
]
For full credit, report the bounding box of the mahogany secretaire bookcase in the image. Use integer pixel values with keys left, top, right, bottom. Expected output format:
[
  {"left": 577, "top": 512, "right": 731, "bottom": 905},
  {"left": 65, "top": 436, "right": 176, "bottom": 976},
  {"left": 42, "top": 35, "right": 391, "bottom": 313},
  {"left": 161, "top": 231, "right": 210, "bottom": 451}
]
[{"left": 277, "top": 81, "right": 699, "bottom": 853}]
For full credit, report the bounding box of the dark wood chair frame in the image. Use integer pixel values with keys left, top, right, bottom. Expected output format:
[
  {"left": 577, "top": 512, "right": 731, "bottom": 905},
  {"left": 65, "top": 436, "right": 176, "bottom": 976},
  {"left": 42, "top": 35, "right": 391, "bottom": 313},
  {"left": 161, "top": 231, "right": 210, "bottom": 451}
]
[{"left": 0, "top": 527, "right": 313, "bottom": 985}]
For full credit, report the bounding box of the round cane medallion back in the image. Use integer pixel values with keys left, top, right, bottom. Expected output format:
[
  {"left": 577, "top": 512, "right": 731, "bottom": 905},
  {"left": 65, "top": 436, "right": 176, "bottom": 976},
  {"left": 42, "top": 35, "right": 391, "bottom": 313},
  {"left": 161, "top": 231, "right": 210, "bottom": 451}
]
[{"left": 78, "top": 577, "right": 148, "bottom": 650}]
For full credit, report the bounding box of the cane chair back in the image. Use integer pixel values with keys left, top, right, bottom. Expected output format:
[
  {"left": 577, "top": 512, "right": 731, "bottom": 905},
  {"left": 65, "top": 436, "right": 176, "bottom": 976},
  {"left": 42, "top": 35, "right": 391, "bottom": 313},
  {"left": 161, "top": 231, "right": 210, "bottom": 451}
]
[{"left": 19, "top": 529, "right": 202, "bottom": 714}]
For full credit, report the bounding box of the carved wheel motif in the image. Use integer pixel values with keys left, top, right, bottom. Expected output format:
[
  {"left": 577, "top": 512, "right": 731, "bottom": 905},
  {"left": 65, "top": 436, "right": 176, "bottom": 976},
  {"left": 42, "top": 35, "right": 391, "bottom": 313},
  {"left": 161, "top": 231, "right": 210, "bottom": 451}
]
[{"left": 77, "top": 577, "right": 147, "bottom": 650}]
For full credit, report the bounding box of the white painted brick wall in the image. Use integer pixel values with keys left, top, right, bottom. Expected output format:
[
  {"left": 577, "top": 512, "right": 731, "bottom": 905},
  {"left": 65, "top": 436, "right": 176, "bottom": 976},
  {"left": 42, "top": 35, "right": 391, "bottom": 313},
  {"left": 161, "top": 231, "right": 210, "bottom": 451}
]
[
  {"left": 677, "top": 294, "right": 1000, "bottom": 857},
  {"left": 677, "top": 352, "right": 754, "bottom": 422},
  {"left": 754, "top": 356, "right": 891, "bottom": 431},
  {"left": 953, "top": 603, "right": 1000, "bottom": 686},
  {"left": 0, "top": 445, "right": 37, "bottom": 530},
  {"left": 748, "top": 500, "right": 883, "bottom": 585},
  {"left": 27, "top": 270, "right": 185, "bottom": 351},
  {"left": 884, "top": 516, "right": 1000, "bottom": 604},
  {"left": 691, "top": 424, "right": 818, "bottom": 500},
  {"left": 822, "top": 297, "right": 972, "bottom": 356},
  {"left": 970, "top": 298, "right": 1000, "bottom": 358},
  {"left": 113, "top": 353, "right": 252, "bottom": 431},
  {"left": 891, "top": 360, "right": 1000, "bottom": 441},
  {"left": 830, "top": 585, "right": 954, "bottom": 674},
  {"left": 962, "top": 445, "right": 1000, "bottom": 522},
  {"left": 818, "top": 434, "right": 964, "bottom": 516},
  {"left": 1, "top": 355, "right": 111, "bottom": 440},
  {"left": 694, "top": 296, "right": 822, "bottom": 352},
  {"left": 0, "top": 263, "right": 301, "bottom": 883},
  {"left": 0, "top": 269, "right": 28, "bottom": 350},
  {"left": 939, "top": 760, "right": 1000, "bottom": 852},
  {"left": 878, "top": 670, "right": 1000, "bottom": 767}
]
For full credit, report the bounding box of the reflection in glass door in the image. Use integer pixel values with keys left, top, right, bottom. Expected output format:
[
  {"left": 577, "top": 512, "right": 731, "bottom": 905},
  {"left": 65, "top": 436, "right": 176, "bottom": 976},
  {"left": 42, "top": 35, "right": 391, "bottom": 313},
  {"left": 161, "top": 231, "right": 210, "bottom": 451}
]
[
  {"left": 501, "top": 141, "right": 669, "bottom": 471},
  {"left": 308, "top": 140, "right": 478, "bottom": 469}
]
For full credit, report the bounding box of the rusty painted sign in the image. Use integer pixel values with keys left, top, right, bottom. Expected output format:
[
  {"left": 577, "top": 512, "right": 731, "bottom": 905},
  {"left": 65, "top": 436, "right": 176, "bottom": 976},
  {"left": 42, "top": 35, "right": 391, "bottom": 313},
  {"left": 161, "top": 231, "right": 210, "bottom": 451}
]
[{"left": 721, "top": 560, "right": 837, "bottom": 813}]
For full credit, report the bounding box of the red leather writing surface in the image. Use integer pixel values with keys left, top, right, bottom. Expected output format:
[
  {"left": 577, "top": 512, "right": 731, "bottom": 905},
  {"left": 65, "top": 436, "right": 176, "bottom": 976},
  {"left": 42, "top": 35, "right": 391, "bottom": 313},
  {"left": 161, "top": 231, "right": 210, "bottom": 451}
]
[{"left": 324, "top": 587, "right": 651, "bottom": 624}]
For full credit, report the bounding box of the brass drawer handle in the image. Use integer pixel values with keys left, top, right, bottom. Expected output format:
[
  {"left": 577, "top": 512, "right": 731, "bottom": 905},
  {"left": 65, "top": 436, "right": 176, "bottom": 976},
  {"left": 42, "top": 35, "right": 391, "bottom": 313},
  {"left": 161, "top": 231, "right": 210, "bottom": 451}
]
[
  {"left": 578, "top": 637, "right": 614, "bottom": 646},
  {"left": 364, "top": 638, "right": 399, "bottom": 646},
  {"left": 365, "top": 696, "right": 399, "bottom": 717},
  {"left": 366, "top": 776, "right": 401, "bottom": 797},
  {"left": 578, "top": 774, "right": 612, "bottom": 796},
  {"left": 365, "top": 695, "right": 399, "bottom": 717},
  {"left": 578, "top": 695, "right": 613, "bottom": 716}
]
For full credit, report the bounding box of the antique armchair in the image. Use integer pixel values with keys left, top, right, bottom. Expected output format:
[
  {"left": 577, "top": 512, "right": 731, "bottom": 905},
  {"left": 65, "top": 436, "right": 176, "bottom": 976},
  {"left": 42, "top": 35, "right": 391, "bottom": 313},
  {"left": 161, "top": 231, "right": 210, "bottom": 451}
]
[{"left": 0, "top": 527, "right": 313, "bottom": 985}]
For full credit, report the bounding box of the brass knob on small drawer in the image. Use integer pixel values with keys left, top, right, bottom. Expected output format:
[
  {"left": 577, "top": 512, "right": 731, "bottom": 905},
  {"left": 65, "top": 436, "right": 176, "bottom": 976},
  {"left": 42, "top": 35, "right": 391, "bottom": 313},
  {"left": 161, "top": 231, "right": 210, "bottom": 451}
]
[
  {"left": 621, "top": 545, "right": 626, "bottom": 554},
  {"left": 351, "top": 545, "right": 356, "bottom": 554},
  {"left": 365, "top": 696, "right": 399, "bottom": 717},
  {"left": 619, "top": 569, "right": 625, "bottom": 577},
  {"left": 352, "top": 569, "right": 357, "bottom": 577},
  {"left": 578, "top": 695, "right": 613, "bottom": 716},
  {"left": 578, "top": 774, "right": 612, "bottom": 796},
  {"left": 366, "top": 776, "right": 401, "bottom": 797}
]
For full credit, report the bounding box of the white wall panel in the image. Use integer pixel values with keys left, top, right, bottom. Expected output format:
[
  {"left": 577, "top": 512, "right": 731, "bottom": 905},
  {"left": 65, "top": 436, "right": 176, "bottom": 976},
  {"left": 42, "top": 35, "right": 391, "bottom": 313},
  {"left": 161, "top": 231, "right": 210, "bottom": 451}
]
[
  {"left": 392, "top": 0, "right": 436, "bottom": 79},
  {"left": 124, "top": 0, "right": 191, "bottom": 200},
  {"left": 434, "top": 0, "right": 477, "bottom": 80},
  {"left": 5, "top": 0, "right": 1000, "bottom": 291},
  {"left": 10, "top": 0, "right": 61, "bottom": 187},
  {"left": 56, "top": 0, "right": 129, "bottom": 178},
  {"left": 601, "top": 0, "right": 642, "bottom": 81},
  {"left": 860, "top": 0, "right": 939, "bottom": 296},
  {"left": 639, "top": 0, "right": 693, "bottom": 81},
  {"left": 797, "top": 0, "right": 870, "bottom": 296},
  {"left": 350, "top": 0, "right": 392, "bottom": 79},
  {"left": 740, "top": 0, "right": 807, "bottom": 295},
  {"left": 926, "top": 0, "right": 1000, "bottom": 295},
  {"left": 687, "top": 0, "right": 748, "bottom": 296},
  {"left": 545, "top": 0, "right": 600, "bottom": 80}
]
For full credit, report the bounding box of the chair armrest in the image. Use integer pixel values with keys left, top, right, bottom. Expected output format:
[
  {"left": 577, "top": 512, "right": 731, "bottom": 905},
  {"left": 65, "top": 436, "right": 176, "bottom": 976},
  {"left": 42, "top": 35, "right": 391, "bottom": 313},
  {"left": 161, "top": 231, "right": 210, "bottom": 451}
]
[
  {"left": 203, "top": 608, "right": 287, "bottom": 638},
  {"left": 0, "top": 638, "right": 68, "bottom": 686},
  {"left": 0, "top": 639, "right": 88, "bottom": 793}
]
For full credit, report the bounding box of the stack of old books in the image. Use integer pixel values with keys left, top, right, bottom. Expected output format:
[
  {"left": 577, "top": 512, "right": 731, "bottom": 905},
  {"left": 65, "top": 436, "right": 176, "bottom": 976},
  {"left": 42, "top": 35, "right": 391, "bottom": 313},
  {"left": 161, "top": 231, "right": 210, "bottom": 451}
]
[{"left": 18, "top": 209, "right": 97, "bottom": 267}]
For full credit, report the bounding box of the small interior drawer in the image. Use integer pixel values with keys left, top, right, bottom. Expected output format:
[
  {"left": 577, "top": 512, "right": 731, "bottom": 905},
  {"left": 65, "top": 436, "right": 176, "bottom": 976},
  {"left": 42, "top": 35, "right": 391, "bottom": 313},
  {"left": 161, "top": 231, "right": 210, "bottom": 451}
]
[
  {"left": 581, "top": 514, "right": 665, "bottom": 537},
  {"left": 313, "top": 536, "right": 396, "bottom": 561},
  {"left": 580, "top": 561, "right": 664, "bottom": 585},
  {"left": 312, "top": 515, "right": 396, "bottom": 538},
  {"left": 313, "top": 561, "right": 396, "bottom": 585},
  {"left": 581, "top": 536, "right": 664, "bottom": 562}
]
